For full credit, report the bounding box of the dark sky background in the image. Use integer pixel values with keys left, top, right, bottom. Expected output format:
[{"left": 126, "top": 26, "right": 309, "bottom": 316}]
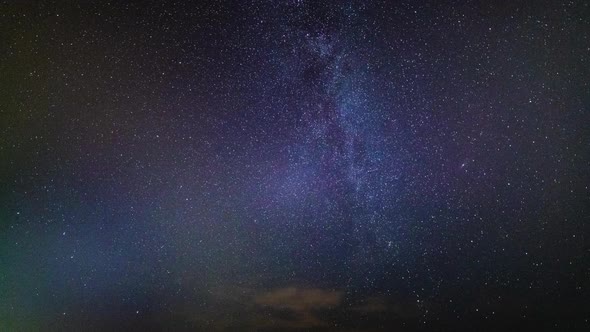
[{"left": 1, "top": 0, "right": 589, "bottom": 331}]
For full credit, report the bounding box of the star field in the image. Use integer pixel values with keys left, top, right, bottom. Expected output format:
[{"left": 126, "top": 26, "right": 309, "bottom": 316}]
[{"left": 1, "top": 1, "right": 589, "bottom": 331}]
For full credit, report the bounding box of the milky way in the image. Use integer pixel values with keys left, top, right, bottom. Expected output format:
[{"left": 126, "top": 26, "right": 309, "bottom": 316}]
[{"left": 1, "top": 1, "right": 589, "bottom": 331}]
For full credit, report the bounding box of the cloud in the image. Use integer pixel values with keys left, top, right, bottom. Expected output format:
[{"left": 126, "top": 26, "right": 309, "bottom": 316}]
[
  {"left": 255, "top": 287, "right": 343, "bottom": 311},
  {"left": 164, "top": 284, "right": 419, "bottom": 330},
  {"left": 253, "top": 287, "right": 343, "bottom": 328}
]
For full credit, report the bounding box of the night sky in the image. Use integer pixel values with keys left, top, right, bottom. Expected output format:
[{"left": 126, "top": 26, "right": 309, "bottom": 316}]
[{"left": 1, "top": 1, "right": 589, "bottom": 331}]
